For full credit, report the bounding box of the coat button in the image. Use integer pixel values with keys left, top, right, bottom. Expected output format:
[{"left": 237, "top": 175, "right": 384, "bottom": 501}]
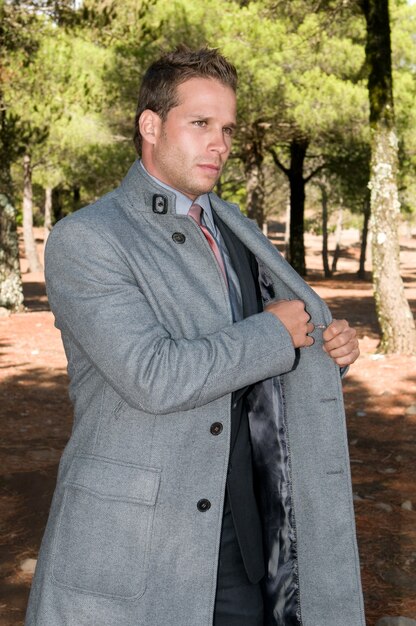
[
  {"left": 172, "top": 232, "right": 186, "bottom": 244},
  {"left": 152, "top": 194, "right": 168, "bottom": 214},
  {"left": 197, "top": 499, "right": 211, "bottom": 512},
  {"left": 210, "top": 422, "right": 223, "bottom": 435}
]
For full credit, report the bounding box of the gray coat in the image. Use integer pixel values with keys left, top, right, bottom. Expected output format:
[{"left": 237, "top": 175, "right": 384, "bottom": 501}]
[{"left": 26, "top": 162, "right": 366, "bottom": 626}]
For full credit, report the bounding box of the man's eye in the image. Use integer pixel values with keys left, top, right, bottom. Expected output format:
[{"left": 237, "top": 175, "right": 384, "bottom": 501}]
[
  {"left": 193, "top": 120, "right": 207, "bottom": 127},
  {"left": 223, "top": 127, "right": 234, "bottom": 136}
]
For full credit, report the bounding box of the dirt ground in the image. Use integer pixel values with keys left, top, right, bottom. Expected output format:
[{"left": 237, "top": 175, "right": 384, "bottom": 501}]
[{"left": 0, "top": 226, "right": 415, "bottom": 625}]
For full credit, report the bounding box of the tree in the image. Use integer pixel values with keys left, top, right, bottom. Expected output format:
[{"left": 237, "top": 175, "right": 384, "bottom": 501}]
[
  {"left": 23, "top": 152, "right": 44, "bottom": 272},
  {"left": 0, "top": 193, "right": 24, "bottom": 310},
  {"left": 240, "top": 124, "right": 267, "bottom": 227},
  {"left": 321, "top": 133, "right": 371, "bottom": 276},
  {"left": 265, "top": 4, "right": 368, "bottom": 274},
  {"left": 359, "top": 0, "right": 416, "bottom": 353},
  {"left": 8, "top": 19, "right": 129, "bottom": 218},
  {"left": 269, "top": 137, "right": 319, "bottom": 275},
  {"left": 391, "top": 0, "right": 416, "bottom": 226},
  {"left": 315, "top": 177, "right": 332, "bottom": 277},
  {"left": 0, "top": 0, "right": 42, "bottom": 192},
  {"left": 0, "top": 0, "right": 40, "bottom": 308}
]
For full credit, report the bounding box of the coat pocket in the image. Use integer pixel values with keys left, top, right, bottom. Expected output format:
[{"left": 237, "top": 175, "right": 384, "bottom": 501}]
[{"left": 51, "top": 454, "right": 161, "bottom": 600}]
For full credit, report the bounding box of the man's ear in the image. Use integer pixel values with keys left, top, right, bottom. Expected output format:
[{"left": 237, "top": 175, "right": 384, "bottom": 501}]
[{"left": 138, "top": 109, "right": 161, "bottom": 146}]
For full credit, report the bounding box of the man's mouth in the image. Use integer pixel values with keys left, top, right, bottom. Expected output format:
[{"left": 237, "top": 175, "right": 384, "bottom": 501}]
[{"left": 197, "top": 163, "right": 221, "bottom": 173}]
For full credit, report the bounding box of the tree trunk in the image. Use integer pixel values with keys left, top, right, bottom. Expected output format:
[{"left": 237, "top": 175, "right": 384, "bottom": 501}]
[
  {"left": 361, "top": 0, "right": 416, "bottom": 353},
  {"left": 44, "top": 186, "right": 53, "bottom": 246},
  {"left": 369, "top": 126, "right": 416, "bottom": 352},
  {"left": 331, "top": 206, "right": 343, "bottom": 274},
  {"left": 244, "top": 140, "right": 265, "bottom": 228},
  {"left": 284, "top": 198, "right": 290, "bottom": 259},
  {"left": 52, "top": 186, "right": 64, "bottom": 222},
  {"left": 0, "top": 91, "right": 24, "bottom": 310},
  {"left": 23, "top": 153, "right": 43, "bottom": 273},
  {"left": 288, "top": 138, "right": 308, "bottom": 276},
  {"left": 0, "top": 194, "right": 24, "bottom": 311},
  {"left": 0, "top": 105, "right": 13, "bottom": 198},
  {"left": 357, "top": 193, "right": 370, "bottom": 279},
  {"left": 73, "top": 185, "right": 81, "bottom": 211},
  {"left": 319, "top": 182, "right": 331, "bottom": 278}
]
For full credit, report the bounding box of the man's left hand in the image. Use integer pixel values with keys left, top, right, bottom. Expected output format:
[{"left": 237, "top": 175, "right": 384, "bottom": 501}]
[{"left": 322, "top": 319, "right": 360, "bottom": 367}]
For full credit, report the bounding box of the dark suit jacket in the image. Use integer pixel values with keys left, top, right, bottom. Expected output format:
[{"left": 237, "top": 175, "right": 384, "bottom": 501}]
[{"left": 213, "top": 211, "right": 264, "bottom": 584}]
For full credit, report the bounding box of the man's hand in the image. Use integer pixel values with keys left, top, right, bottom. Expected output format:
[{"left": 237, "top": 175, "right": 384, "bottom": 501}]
[
  {"left": 265, "top": 299, "right": 314, "bottom": 348},
  {"left": 323, "top": 319, "right": 360, "bottom": 366}
]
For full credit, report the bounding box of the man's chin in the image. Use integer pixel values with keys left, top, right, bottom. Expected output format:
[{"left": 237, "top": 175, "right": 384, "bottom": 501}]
[
  {"left": 181, "top": 171, "right": 222, "bottom": 198},
  {"left": 187, "top": 183, "right": 218, "bottom": 198}
]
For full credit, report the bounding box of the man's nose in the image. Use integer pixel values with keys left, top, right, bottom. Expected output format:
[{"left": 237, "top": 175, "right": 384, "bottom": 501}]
[{"left": 208, "top": 129, "right": 229, "bottom": 154}]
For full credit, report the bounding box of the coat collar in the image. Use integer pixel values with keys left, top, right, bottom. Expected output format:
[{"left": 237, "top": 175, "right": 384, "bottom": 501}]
[
  {"left": 119, "top": 159, "right": 241, "bottom": 220},
  {"left": 119, "top": 160, "right": 178, "bottom": 215},
  {"left": 119, "top": 159, "right": 220, "bottom": 224}
]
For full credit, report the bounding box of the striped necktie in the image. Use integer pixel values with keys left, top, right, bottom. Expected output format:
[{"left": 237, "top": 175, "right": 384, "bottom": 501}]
[{"left": 188, "top": 204, "right": 228, "bottom": 288}]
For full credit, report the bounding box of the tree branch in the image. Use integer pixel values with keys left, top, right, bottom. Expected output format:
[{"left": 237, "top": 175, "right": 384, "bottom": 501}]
[
  {"left": 267, "top": 147, "right": 290, "bottom": 176},
  {"left": 304, "top": 163, "right": 327, "bottom": 184}
]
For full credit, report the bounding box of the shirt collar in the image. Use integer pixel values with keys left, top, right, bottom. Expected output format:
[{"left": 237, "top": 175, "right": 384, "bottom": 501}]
[{"left": 140, "top": 160, "right": 215, "bottom": 229}]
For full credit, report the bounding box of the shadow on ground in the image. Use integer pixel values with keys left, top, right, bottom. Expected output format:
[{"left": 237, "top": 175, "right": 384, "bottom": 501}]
[
  {"left": 22, "top": 282, "right": 49, "bottom": 313},
  {"left": 344, "top": 371, "right": 416, "bottom": 623},
  {"left": 1, "top": 368, "right": 71, "bottom": 626}
]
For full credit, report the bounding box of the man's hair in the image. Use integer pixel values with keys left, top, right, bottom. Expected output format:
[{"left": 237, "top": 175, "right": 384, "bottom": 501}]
[{"left": 133, "top": 46, "right": 238, "bottom": 153}]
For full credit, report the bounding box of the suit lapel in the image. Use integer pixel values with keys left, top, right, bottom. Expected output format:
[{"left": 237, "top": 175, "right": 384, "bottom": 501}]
[
  {"left": 212, "top": 210, "right": 262, "bottom": 318},
  {"left": 212, "top": 209, "right": 262, "bottom": 452}
]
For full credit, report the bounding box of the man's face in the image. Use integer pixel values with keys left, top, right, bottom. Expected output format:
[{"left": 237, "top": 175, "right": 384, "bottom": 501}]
[{"left": 141, "top": 77, "right": 237, "bottom": 200}]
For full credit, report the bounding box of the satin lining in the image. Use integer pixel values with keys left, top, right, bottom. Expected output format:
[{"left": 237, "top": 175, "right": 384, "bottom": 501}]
[{"left": 247, "top": 265, "right": 301, "bottom": 625}]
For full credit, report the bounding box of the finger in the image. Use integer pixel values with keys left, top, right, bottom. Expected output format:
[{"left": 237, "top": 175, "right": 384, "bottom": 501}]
[
  {"left": 323, "top": 319, "right": 348, "bottom": 341},
  {"left": 301, "top": 335, "right": 315, "bottom": 348},
  {"left": 326, "top": 340, "right": 359, "bottom": 360},
  {"left": 306, "top": 322, "right": 315, "bottom": 334},
  {"left": 331, "top": 347, "right": 360, "bottom": 367},
  {"left": 325, "top": 328, "right": 357, "bottom": 351}
]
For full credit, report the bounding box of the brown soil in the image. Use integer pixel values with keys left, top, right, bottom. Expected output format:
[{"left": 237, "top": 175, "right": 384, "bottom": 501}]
[{"left": 0, "top": 226, "right": 415, "bottom": 625}]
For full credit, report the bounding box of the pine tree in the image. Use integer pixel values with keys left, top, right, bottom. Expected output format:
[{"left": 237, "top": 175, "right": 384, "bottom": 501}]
[{"left": 359, "top": 0, "right": 416, "bottom": 353}]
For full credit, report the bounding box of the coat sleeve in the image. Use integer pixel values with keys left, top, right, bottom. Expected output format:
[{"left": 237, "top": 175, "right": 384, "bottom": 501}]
[{"left": 45, "top": 217, "right": 296, "bottom": 415}]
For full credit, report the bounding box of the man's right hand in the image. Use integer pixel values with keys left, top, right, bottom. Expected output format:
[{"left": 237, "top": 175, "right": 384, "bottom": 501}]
[{"left": 265, "top": 299, "right": 314, "bottom": 348}]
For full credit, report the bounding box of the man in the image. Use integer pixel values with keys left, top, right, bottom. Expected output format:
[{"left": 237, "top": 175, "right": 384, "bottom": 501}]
[{"left": 26, "top": 47, "right": 365, "bottom": 626}]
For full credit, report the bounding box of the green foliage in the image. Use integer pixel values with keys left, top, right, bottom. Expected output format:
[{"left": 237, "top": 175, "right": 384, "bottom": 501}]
[
  {"left": 5, "top": 13, "right": 126, "bottom": 205},
  {"left": 391, "top": 1, "right": 416, "bottom": 215},
  {"left": 0, "top": 0, "right": 45, "bottom": 192},
  {"left": 1, "top": 0, "right": 415, "bottom": 226}
]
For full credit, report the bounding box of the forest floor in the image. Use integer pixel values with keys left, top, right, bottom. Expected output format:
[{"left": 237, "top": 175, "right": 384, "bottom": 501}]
[{"left": 0, "top": 225, "right": 415, "bottom": 626}]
